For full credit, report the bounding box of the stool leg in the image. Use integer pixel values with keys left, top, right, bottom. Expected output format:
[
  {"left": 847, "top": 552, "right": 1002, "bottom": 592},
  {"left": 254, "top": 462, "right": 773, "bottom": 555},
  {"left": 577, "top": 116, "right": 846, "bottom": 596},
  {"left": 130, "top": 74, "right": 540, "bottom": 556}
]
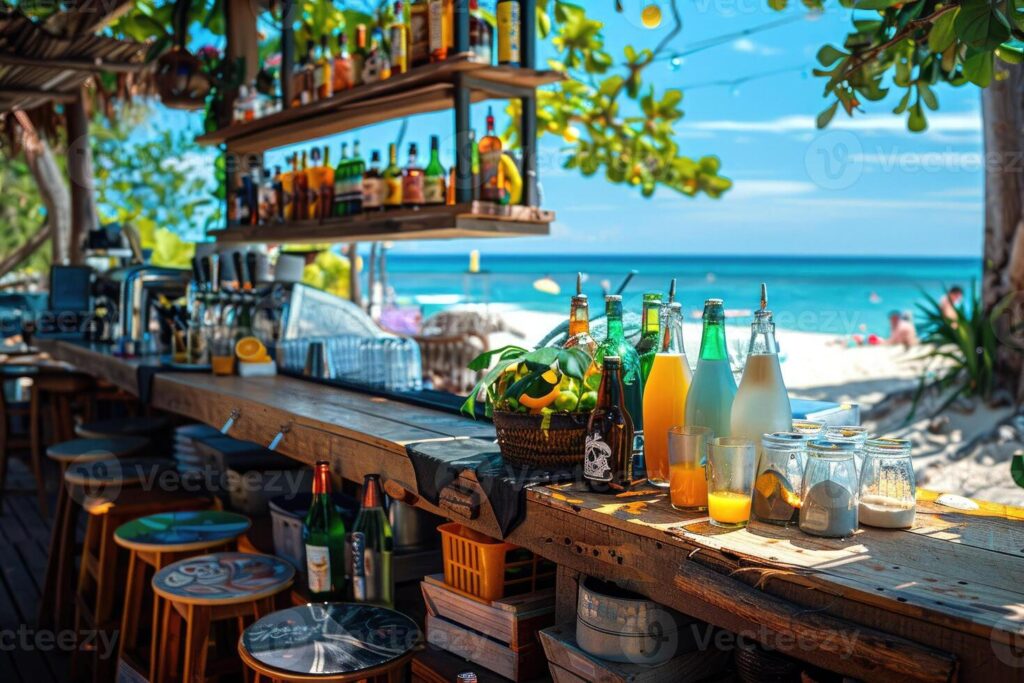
[
  {"left": 28, "top": 386, "right": 47, "bottom": 516},
  {"left": 149, "top": 595, "right": 164, "bottom": 683},
  {"left": 38, "top": 469, "right": 69, "bottom": 627},
  {"left": 54, "top": 481, "right": 80, "bottom": 630},
  {"left": 118, "top": 550, "right": 146, "bottom": 662},
  {"left": 182, "top": 604, "right": 211, "bottom": 683},
  {"left": 0, "top": 389, "right": 9, "bottom": 514},
  {"left": 94, "top": 515, "right": 120, "bottom": 628}
]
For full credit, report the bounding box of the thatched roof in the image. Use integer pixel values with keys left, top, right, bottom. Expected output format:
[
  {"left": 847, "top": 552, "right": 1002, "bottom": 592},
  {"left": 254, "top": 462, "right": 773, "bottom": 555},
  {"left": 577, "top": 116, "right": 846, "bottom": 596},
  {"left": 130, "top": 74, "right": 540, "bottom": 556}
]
[{"left": 0, "top": 0, "right": 148, "bottom": 113}]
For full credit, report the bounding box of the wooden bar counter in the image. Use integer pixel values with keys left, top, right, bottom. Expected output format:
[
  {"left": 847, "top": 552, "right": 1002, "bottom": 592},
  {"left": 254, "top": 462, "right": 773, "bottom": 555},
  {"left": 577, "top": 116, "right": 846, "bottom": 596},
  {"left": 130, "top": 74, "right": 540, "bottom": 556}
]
[{"left": 39, "top": 340, "right": 1024, "bottom": 682}]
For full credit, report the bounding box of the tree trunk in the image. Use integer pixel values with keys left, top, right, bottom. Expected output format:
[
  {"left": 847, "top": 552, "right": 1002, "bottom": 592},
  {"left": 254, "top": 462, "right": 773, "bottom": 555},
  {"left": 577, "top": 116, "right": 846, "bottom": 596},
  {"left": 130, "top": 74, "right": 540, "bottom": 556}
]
[
  {"left": 66, "top": 90, "right": 98, "bottom": 265},
  {"left": 13, "top": 112, "right": 70, "bottom": 265},
  {"left": 982, "top": 60, "right": 1024, "bottom": 399}
]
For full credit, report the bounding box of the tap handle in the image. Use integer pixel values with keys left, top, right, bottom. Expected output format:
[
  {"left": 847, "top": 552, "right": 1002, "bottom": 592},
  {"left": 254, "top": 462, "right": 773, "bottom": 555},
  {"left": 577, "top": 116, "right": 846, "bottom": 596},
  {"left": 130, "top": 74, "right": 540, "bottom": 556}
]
[
  {"left": 246, "top": 252, "right": 259, "bottom": 289},
  {"left": 233, "top": 251, "right": 248, "bottom": 291},
  {"left": 191, "top": 257, "right": 204, "bottom": 286}
]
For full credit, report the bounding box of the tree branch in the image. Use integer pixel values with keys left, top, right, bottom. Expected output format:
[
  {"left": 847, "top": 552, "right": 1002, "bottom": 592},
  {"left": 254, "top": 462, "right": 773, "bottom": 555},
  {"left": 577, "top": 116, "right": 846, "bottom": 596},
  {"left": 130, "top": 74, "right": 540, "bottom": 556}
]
[{"left": 0, "top": 220, "right": 50, "bottom": 280}]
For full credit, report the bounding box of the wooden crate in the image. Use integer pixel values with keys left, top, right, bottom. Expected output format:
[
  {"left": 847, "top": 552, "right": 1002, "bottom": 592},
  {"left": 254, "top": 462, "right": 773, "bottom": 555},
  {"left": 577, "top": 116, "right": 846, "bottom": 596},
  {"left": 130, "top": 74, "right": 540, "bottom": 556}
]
[
  {"left": 421, "top": 574, "right": 555, "bottom": 650},
  {"left": 426, "top": 613, "right": 548, "bottom": 681},
  {"left": 539, "top": 623, "right": 732, "bottom": 683},
  {"left": 412, "top": 643, "right": 513, "bottom": 683}
]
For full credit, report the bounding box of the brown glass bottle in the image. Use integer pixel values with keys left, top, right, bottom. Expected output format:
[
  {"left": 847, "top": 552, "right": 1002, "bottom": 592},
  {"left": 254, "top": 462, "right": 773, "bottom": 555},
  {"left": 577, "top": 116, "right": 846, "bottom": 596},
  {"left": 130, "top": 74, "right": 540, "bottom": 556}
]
[
  {"left": 294, "top": 150, "right": 309, "bottom": 220},
  {"left": 584, "top": 356, "right": 634, "bottom": 492},
  {"left": 564, "top": 292, "right": 597, "bottom": 355}
]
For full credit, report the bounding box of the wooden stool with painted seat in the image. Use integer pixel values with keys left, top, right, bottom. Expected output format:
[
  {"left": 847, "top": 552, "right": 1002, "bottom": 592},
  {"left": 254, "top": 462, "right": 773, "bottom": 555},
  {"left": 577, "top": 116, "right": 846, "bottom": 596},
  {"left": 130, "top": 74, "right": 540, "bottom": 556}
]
[
  {"left": 38, "top": 435, "right": 150, "bottom": 631},
  {"left": 151, "top": 552, "right": 295, "bottom": 683},
  {"left": 75, "top": 414, "right": 172, "bottom": 440},
  {"left": 66, "top": 458, "right": 217, "bottom": 683},
  {"left": 238, "top": 603, "right": 422, "bottom": 682},
  {"left": 114, "top": 510, "right": 252, "bottom": 680}
]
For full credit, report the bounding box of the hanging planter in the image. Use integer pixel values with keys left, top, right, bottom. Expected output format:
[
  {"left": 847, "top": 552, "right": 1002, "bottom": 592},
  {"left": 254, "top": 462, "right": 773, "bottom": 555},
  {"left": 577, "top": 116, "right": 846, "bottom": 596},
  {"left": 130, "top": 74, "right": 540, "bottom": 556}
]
[{"left": 155, "top": 47, "right": 211, "bottom": 110}]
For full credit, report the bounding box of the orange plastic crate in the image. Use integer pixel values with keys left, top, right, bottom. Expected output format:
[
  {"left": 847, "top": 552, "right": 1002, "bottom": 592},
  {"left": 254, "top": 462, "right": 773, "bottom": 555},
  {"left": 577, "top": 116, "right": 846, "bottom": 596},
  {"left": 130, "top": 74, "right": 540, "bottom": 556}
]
[{"left": 438, "top": 522, "right": 555, "bottom": 603}]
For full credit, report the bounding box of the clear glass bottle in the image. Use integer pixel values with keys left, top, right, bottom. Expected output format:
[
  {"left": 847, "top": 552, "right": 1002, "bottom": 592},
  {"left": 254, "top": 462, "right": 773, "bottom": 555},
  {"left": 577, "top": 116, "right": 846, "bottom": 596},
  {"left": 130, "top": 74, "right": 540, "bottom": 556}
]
[
  {"left": 684, "top": 298, "right": 736, "bottom": 437},
  {"left": 858, "top": 438, "right": 916, "bottom": 529},
  {"left": 731, "top": 284, "right": 791, "bottom": 447},
  {"left": 635, "top": 291, "right": 662, "bottom": 387},
  {"left": 752, "top": 432, "right": 806, "bottom": 525},
  {"left": 349, "top": 474, "right": 394, "bottom": 606},
  {"left": 799, "top": 440, "right": 859, "bottom": 538},
  {"left": 642, "top": 301, "right": 691, "bottom": 487}
]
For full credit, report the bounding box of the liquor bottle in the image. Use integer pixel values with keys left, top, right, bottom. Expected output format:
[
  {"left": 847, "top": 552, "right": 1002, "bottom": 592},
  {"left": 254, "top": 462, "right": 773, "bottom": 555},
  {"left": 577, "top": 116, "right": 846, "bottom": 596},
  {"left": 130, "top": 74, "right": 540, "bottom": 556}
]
[
  {"left": 684, "top": 298, "right": 737, "bottom": 437},
  {"left": 402, "top": 142, "right": 425, "bottom": 207},
  {"left": 352, "top": 24, "right": 368, "bottom": 86},
  {"left": 469, "top": 129, "right": 480, "bottom": 199},
  {"left": 333, "top": 143, "right": 350, "bottom": 217},
  {"left": 307, "top": 147, "right": 322, "bottom": 220},
  {"left": 316, "top": 34, "right": 333, "bottom": 100},
  {"left": 246, "top": 161, "right": 261, "bottom": 225},
  {"left": 227, "top": 173, "right": 239, "bottom": 225},
  {"left": 446, "top": 166, "right": 456, "bottom": 204},
  {"left": 409, "top": 0, "right": 430, "bottom": 67},
  {"left": 349, "top": 141, "right": 366, "bottom": 215},
  {"left": 423, "top": 135, "right": 446, "bottom": 205},
  {"left": 348, "top": 474, "right": 394, "bottom": 607},
  {"left": 731, "top": 284, "right": 791, "bottom": 446},
  {"left": 333, "top": 31, "right": 354, "bottom": 92},
  {"left": 390, "top": 1, "right": 409, "bottom": 75},
  {"left": 281, "top": 155, "right": 296, "bottom": 221},
  {"left": 643, "top": 301, "right": 692, "bottom": 488},
  {"left": 363, "top": 150, "right": 385, "bottom": 211},
  {"left": 383, "top": 143, "right": 403, "bottom": 208},
  {"left": 303, "top": 41, "right": 317, "bottom": 102},
  {"left": 469, "top": 0, "right": 493, "bottom": 64},
  {"left": 303, "top": 461, "right": 347, "bottom": 600},
  {"left": 497, "top": 0, "right": 521, "bottom": 67},
  {"left": 319, "top": 145, "right": 335, "bottom": 220},
  {"left": 584, "top": 356, "right": 634, "bottom": 492},
  {"left": 428, "top": 0, "right": 452, "bottom": 63},
  {"left": 479, "top": 107, "right": 505, "bottom": 203},
  {"left": 272, "top": 165, "right": 284, "bottom": 221},
  {"left": 563, "top": 273, "right": 597, "bottom": 355},
  {"left": 294, "top": 150, "right": 309, "bottom": 220},
  {"left": 595, "top": 295, "right": 643, "bottom": 434},
  {"left": 636, "top": 292, "right": 662, "bottom": 386},
  {"left": 362, "top": 28, "right": 392, "bottom": 84}
]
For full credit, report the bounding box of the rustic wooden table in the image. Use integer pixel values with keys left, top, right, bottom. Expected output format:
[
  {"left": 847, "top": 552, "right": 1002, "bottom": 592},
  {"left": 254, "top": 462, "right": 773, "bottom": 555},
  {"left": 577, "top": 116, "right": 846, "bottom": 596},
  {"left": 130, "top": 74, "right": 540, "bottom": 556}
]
[{"left": 40, "top": 339, "right": 1024, "bottom": 683}]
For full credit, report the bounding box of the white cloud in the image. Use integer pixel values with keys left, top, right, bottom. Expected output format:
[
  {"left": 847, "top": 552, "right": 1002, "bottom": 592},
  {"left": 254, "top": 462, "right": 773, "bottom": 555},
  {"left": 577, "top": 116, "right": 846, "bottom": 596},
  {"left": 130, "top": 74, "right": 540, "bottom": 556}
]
[
  {"left": 732, "top": 38, "right": 781, "bottom": 56},
  {"left": 728, "top": 179, "right": 817, "bottom": 199},
  {"left": 683, "top": 111, "right": 981, "bottom": 136},
  {"left": 778, "top": 196, "right": 980, "bottom": 212}
]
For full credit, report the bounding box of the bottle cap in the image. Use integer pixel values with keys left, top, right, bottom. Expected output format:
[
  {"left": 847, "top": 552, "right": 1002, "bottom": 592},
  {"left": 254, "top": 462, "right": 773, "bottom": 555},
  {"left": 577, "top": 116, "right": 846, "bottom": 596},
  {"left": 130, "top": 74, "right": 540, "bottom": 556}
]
[{"left": 606, "top": 294, "right": 622, "bottom": 302}]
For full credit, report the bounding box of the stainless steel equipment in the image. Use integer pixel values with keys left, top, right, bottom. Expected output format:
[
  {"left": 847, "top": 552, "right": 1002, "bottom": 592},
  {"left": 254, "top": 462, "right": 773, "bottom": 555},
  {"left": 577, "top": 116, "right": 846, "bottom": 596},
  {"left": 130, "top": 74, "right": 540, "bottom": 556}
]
[{"left": 116, "top": 265, "right": 192, "bottom": 354}]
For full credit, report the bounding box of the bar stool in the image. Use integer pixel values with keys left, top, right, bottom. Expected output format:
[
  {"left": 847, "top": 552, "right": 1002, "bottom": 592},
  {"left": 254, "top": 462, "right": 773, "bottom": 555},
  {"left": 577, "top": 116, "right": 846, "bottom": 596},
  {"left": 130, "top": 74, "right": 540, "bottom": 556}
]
[
  {"left": 114, "top": 510, "right": 252, "bottom": 679},
  {"left": 75, "top": 414, "right": 172, "bottom": 439},
  {"left": 151, "top": 552, "right": 295, "bottom": 683},
  {"left": 38, "top": 436, "right": 150, "bottom": 631},
  {"left": 67, "top": 458, "right": 217, "bottom": 683},
  {"left": 239, "top": 603, "right": 422, "bottom": 682}
]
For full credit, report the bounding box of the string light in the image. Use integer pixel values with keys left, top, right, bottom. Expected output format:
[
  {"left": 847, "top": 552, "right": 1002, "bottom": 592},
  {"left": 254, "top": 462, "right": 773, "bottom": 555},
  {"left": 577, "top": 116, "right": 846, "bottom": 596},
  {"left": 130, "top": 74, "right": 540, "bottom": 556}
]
[{"left": 679, "top": 64, "right": 807, "bottom": 90}]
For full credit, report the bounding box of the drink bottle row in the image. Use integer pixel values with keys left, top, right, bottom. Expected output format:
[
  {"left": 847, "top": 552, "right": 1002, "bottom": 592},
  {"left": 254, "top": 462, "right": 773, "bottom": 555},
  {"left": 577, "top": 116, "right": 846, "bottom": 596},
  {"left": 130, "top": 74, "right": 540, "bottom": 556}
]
[
  {"left": 566, "top": 281, "right": 792, "bottom": 492},
  {"left": 233, "top": 0, "right": 518, "bottom": 124},
  {"left": 228, "top": 107, "right": 509, "bottom": 226}
]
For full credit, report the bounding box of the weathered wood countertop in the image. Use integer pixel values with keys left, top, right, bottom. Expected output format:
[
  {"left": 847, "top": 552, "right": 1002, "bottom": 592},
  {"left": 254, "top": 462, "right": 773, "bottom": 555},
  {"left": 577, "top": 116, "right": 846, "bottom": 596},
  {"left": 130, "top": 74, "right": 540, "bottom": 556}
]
[{"left": 40, "top": 340, "right": 1024, "bottom": 682}]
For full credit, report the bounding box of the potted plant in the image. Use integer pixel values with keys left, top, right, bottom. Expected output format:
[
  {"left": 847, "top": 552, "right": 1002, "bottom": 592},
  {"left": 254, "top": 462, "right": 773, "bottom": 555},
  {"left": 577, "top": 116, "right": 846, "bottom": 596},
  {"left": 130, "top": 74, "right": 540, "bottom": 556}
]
[{"left": 461, "top": 345, "right": 599, "bottom": 468}]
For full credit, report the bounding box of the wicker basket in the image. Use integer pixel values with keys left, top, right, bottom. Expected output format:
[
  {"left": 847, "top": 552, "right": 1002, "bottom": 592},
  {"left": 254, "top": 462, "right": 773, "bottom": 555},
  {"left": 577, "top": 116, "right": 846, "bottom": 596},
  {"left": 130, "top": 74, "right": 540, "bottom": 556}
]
[
  {"left": 155, "top": 48, "right": 211, "bottom": 111},
  {"left": 492, "top": 410, "right": 588, "bottom": 469}
]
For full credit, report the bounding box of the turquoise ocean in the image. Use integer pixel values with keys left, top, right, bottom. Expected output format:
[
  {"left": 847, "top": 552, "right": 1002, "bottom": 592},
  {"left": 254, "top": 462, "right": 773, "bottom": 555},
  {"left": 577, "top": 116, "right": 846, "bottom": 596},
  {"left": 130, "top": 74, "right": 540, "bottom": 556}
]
[{"left": 385, "top": 254, "right": 982, "bottom": 338}]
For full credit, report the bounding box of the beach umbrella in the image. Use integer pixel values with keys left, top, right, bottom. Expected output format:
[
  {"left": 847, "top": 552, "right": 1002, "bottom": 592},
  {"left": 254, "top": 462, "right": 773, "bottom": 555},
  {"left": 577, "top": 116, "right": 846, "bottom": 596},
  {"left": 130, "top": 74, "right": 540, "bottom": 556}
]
[{"left": 533, "top": 276, "right": 560, "bottom": 296}]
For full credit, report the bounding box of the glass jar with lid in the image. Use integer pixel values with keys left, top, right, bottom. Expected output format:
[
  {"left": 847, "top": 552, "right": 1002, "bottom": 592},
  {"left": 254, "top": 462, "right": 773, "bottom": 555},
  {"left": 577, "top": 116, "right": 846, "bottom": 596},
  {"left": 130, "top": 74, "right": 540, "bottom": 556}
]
[
  {"left": 858, "top": 438, "right": 915, "bottom": 529},
  {"left": 752, "top": 432, "right": 806, "bottom": 526},
  {"left": 823, "top": 425, "right": 871, "bottom": 473},
  {"left": 799, "top": 440, "right": 859, "bottom": 538}
]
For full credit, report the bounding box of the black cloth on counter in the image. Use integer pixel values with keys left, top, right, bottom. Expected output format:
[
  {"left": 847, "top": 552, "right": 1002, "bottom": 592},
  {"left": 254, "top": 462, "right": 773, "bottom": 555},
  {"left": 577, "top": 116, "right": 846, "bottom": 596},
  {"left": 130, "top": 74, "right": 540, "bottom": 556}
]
[
  {"left": 406, "top": 438, "right": 579, "bottom": 536},
  {"left": 137, "top": 363, "right": 208, "bottom": 403}
]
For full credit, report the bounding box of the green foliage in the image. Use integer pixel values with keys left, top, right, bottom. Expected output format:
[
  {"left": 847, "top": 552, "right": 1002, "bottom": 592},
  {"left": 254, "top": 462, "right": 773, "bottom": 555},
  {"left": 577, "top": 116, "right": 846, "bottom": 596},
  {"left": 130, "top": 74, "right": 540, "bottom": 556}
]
[
  {"left": 908, "top": 283, "right": 1016, "bottom": 419},
  {"left": 0, "top": 152, "right": 50, "bottom": 274},
  {"left": 804, "top": 0, "right": 1024, "bottom": 131},
  {"left": 506, "top": 1, "right": 732, "bottom": 199}
]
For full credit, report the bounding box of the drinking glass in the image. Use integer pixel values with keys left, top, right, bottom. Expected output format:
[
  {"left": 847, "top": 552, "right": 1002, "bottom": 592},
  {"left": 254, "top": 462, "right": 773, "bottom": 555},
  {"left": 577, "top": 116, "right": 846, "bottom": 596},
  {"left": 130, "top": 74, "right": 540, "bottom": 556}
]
[
  {"left": 791, "top": 420, "right": 824, "bottom": 438},
  {"left": 706, "top": 438, "right": 756, "bottom": 529},
  {"left": 667, "top": 426, "right": 711, "bottom": 511},
  {"left": 752, "top": 432, "right": 806, "bottom": 526},
  {"left": 858, "top": 438, "right": 916, "bottom": 529},
  {"left": 799, "top": 440, "right": 859, "bottom": 538},
  {"left": 209, "top": 324, "right": 235, "bottom": 376}
]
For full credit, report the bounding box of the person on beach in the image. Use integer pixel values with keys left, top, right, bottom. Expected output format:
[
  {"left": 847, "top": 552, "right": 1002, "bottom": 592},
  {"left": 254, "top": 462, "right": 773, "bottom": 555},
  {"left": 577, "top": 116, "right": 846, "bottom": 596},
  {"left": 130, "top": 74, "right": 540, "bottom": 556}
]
[
  {"left": 939, "top": 285, "right": 964, "bottom": 323},
  {"left": 887, "top": 310, "right": 918, "bottom": 348}
]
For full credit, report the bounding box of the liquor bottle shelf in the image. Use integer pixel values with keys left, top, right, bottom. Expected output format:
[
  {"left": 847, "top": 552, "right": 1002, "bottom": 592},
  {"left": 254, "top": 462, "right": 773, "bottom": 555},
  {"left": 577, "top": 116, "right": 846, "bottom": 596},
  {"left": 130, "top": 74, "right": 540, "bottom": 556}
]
[
  {"left": 197, "top": 54, "right": 562, "bottom": 154},
  {"left": 210, "top": 201, "right": 554, "bottom": 244}
]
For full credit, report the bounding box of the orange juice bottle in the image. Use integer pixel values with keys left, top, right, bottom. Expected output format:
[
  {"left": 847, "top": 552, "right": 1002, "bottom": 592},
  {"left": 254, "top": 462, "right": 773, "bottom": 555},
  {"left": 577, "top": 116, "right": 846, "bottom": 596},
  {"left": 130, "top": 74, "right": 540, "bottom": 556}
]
[
  {"left": 642, "top": 301, "right": 691, "bottom": 487},
  {"left": 281, "top": 154, "right": 297, "bottom": 221}
]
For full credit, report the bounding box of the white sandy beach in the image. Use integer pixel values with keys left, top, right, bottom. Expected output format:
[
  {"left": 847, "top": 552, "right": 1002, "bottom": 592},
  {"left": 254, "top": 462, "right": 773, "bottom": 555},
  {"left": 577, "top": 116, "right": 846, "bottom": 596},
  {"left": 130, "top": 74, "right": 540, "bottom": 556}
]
[{"left": 484, "top": 306, "right": 1023, "bottom": 506}]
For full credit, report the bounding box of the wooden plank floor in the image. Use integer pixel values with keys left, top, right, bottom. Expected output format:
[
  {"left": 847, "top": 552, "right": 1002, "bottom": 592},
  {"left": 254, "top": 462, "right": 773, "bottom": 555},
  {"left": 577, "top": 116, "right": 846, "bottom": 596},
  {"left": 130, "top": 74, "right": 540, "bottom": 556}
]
[{"left": 0, "top": 458, "right": 69, "bottom": 683}]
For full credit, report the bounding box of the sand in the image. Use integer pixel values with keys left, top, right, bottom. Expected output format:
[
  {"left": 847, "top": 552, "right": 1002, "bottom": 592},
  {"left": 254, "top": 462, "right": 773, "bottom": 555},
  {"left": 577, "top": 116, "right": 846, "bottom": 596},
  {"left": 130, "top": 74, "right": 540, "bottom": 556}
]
[{"left": 455, "top": 304, "right": 1024, "bottom": 507}]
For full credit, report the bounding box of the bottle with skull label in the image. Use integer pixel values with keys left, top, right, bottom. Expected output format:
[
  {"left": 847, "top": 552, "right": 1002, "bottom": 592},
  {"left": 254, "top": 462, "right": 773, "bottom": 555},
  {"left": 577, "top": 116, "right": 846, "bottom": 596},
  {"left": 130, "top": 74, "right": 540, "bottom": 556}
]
[{"left": 584, "top": 356, "right": 635, "bottom": 493}]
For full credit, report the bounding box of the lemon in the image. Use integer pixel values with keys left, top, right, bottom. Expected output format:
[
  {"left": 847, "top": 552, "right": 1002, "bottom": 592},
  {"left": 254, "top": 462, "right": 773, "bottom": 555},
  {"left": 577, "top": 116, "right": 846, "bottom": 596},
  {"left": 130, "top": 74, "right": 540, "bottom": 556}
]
[{"left": 641, "top": 3, "right": 662, "bottom": 28}]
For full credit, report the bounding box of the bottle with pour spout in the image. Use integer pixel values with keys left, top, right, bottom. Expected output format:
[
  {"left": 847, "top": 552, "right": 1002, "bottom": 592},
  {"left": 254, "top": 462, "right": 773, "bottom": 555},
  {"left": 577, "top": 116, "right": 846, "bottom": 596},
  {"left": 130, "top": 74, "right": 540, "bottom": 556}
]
[
  {"left": 563, "top": 273, "right": 597, "bottom": 355},
  {"left": 684, "top": 298, "right": 737, "bottom": 437},
  {"left": 731, "top": 284, "right": 792, "bottom": 446}
]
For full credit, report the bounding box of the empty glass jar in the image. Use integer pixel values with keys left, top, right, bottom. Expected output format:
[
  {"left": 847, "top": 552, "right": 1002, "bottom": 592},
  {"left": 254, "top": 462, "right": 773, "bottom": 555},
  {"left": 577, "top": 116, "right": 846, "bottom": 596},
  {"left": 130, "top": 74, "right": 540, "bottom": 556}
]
[
  {"left": 858, "top": 438, "right": 916, "bottom": 529},
  {"left": 752, "top": 433, "right": 807, "bottom": 526},
  {"left": 824, "top": 425, "right": 871, "bottom": 473},
  {"left": 799, "top": 440, "right": 859, "bottom": 538}
]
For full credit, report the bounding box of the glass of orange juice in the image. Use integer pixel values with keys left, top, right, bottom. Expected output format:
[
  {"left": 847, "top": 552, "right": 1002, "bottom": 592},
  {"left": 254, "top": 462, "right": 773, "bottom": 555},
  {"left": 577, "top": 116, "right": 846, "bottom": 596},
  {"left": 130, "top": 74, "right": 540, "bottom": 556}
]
[
  {"left": 707, "top": 438, "right": 756, "bottom": 529},
  {"left": 667, "top": 426, "right": 711, "bottom": 511}
]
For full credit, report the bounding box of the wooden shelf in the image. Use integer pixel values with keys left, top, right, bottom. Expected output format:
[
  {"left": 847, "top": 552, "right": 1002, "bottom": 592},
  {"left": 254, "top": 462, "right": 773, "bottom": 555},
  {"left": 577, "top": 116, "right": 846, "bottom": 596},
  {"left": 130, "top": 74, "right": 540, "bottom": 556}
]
[
  {"left": 209, "top": 201, "right": 553, "bottom": 244},
  {"left": 196, "top": 54, "right": 562, "bottom": 154}
]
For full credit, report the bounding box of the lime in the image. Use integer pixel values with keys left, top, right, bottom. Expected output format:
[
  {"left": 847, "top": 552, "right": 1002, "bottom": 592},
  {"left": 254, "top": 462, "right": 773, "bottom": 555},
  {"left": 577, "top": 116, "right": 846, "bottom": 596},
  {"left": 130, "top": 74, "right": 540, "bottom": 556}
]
[
  {"left": 554, "top": 391, "right": 579, "bottom": 412},
  {"left": 585, "top": 370, "right": 602, "bottom": 391},
  {"left": 558, "top": 375, "right": 579, "bottom": 395},
  {"left": 579, "top": 391, "right": 598, "bottom": 411}
]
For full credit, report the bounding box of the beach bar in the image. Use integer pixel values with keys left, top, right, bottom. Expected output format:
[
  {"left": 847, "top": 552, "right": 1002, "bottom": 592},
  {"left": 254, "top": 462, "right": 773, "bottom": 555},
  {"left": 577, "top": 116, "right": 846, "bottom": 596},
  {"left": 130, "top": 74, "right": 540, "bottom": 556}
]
[{"left": 2, "top": 1, "right": 1023, "bottom": 683}]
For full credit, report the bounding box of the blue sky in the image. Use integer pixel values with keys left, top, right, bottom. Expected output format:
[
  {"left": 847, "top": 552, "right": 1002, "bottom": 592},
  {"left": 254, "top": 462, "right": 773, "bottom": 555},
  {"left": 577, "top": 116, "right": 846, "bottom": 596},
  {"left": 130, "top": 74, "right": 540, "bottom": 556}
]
[{"left": 176, "top": 1, "right": 986, "bottom": 258}]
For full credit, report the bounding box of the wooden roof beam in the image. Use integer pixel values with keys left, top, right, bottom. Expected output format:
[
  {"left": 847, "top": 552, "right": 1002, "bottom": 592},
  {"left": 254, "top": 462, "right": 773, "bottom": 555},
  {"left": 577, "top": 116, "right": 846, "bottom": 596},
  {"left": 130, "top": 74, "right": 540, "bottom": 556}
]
[
  {"left": 0, "top": 53, "right": 146, "bottom": 74},
  {"left": 0, "top": 88, "right": 78, "bottom": 103}
]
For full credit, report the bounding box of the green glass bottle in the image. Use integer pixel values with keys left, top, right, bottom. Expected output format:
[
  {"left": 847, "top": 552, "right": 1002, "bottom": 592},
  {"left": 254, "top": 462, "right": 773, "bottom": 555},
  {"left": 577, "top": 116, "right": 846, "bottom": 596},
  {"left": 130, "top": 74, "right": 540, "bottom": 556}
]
[
  {"left": 350, "top": 140, "right": 366, "bottom": 214},
  {"left": 333, "top": 142, "right": 349, "bottom": 217},
  {"left": 349, "top": 474, "right": 394, "bottom": 607},
  {"left": 423, "top": 135, "right": 446, "bottom": 205},
  {"left": 684, "top": 298, "right": 738, "bottom": 437},
  {"left": 303, "top": 461, "right": 347, "bottom": 600},
  {"left": 594, "top": 295, "right": 643, "bottom": 435},
  {"left": 635, "top": 292, "right": 662, "bottom": 387}
]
